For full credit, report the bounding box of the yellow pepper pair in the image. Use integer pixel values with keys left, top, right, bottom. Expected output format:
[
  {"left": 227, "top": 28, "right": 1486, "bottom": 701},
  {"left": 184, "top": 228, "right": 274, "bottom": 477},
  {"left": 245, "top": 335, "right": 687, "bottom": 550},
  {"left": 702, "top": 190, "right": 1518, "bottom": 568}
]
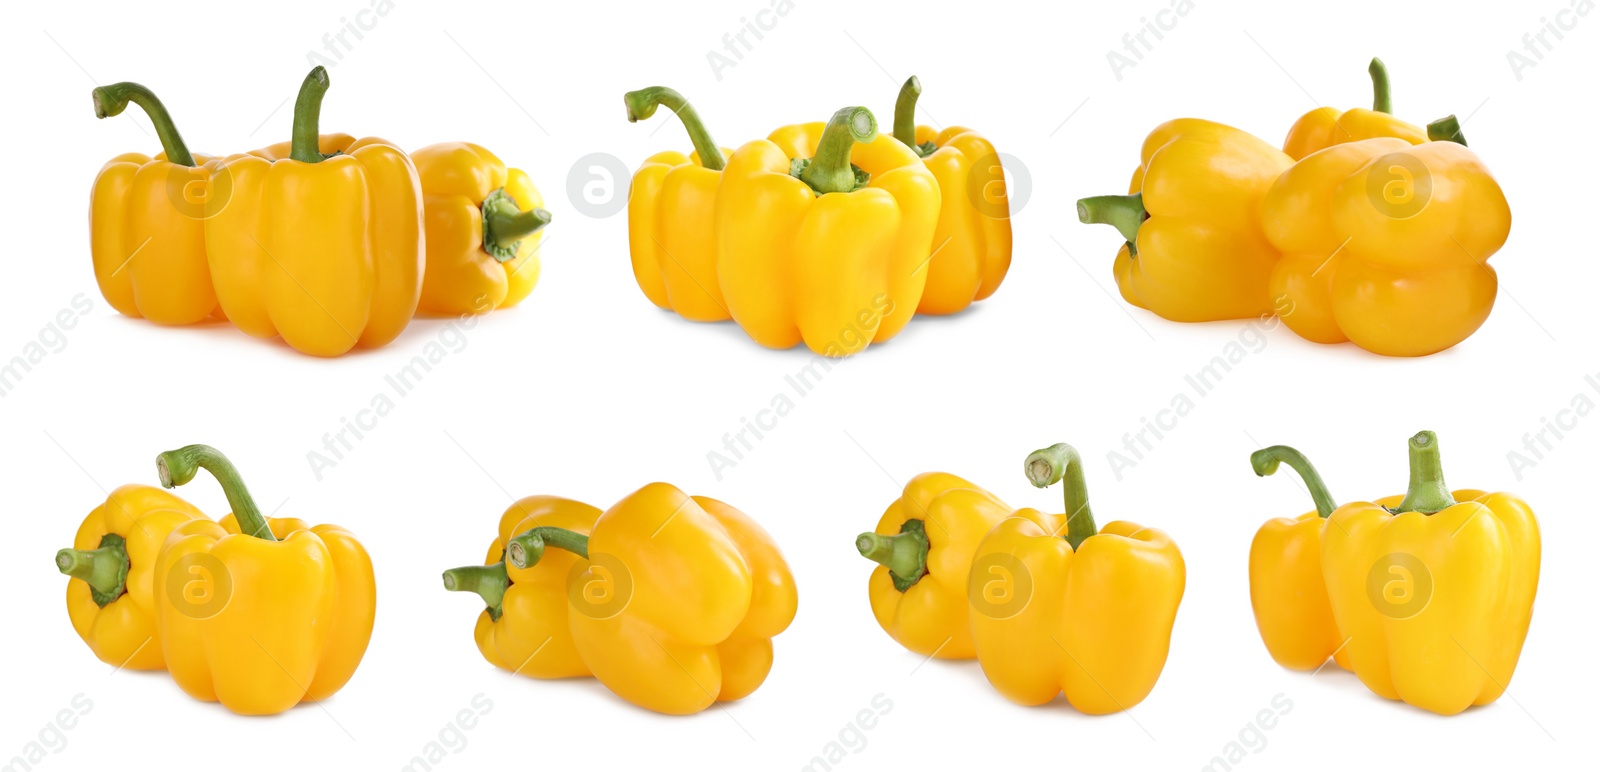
[
  {"left": 56, "top": 445, "right": 375, "bottom": 716},
  {"left": 626, "top": 80, "right": 1008, "bottom": 355},
  {"left": 1249, "top": 432, "right": 1540, "bottom": 715},
  {"left": 444, "top": 483, "right": 797, "bottom": 715},
  {"left": 857, "top": 443, "right": 1184, "bottom": 713}
]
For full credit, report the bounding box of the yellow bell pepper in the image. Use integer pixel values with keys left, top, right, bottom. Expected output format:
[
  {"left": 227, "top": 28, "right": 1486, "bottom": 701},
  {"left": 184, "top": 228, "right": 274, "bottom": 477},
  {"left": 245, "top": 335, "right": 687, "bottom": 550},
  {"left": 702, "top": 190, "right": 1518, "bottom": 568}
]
[
  {"left": 624, "top": 87, "right": 735, "bottom": 322},
  {"left": 1283, "top": 58, "right": 1428, "bottom": 160},
  {"left": 1078, "top": 119, "right": 1292, "bottom": 322},
  {"left": 721, "top": 106, "right": 939, "bottom": 355},
  {"left": 1260, "top": 123, "right": 1509, "bottom": 356},
  {"left": 412, "top": 142, "right": 551, "bottom": 315},
  {"left": 890, "top": 76, "right": 1012, "bottom": 314},
  {"left": 446, "top": 484, "right": 797, "bottom": 715},
  {"left": 56, "top": 485, "right": 208, "bottom": 671},
  {"left": 1322, "top": 431, "right": 1540, "bottom": 715},
  {"left": 153, "top": 445, "right": 376, "bottom": 715},
  {"left": 856, "top": 473, "right": 1028, "bottom": 660},
  {"left": 1247, "top": 445, "right": 1350, "bottom": 672},
  {"left": 204, "top": 67, "right": 423, "bottom": 357},
  {"left": 968, "top": 443, "right": 1185, "bottom": 714},
  {"left": 88, "top": 81, "right": 222, "bottom": 325}
]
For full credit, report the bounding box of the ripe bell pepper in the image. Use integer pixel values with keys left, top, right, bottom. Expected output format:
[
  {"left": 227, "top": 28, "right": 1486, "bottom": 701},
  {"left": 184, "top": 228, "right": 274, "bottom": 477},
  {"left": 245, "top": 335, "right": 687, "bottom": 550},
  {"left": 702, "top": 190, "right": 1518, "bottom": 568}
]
[
  {"left": 55, "top": 485, "right": 208, "bottom": 671},
  {"left": 1078, "top": 119, "right": 1292, "bottom": 322},
  {"left": 624, "top": 86, "right": 735, "bottom": 322},
  {"left": 1282, "top": 58, "right": 1427, "bottom": 160},
  {"left": 722, "top": 105, "right": 940, "bottom": 355},
  {"left": 88, "top": 81, "right": 221, "bottom": 325},
  {"left": 1247, "top": 445, "right": 1350, "bottom": 672},
  {"left": 855, "top": 473, "right": 1044, "bottom": 659},
  {"left": 204, "top": 67, "right": 423, "bottom": 356},
  {"left": 889, "top": 76, "right": 1012, "bottom": 315},
  {"left": 412, "top": 142, "right": 551, "bottom": 315},
  {"left": 153, "top": 445, "right": 376, "bottom": 715},
  {"left": 1322, "top": 431, "right": 1540, "bottom": 716},
  {"left": 445, "top": 484, "right": 797, "bottom": 715},
  {"left": 968, "top": 444, "right": 1185, "bottom": 714},
  {"left": 1260, "top": 123, "right": 1509, "bottom": 356}
]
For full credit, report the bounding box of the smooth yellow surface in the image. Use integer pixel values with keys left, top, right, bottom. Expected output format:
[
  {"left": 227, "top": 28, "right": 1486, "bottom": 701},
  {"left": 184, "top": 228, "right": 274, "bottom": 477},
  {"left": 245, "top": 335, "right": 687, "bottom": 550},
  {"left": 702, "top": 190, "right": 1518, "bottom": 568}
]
[
  {"left": 1283, "top": 105, "right": 1427, "bottom": 161},
  {"left": 155, "top": 512, "right": 376, "bottom": 716},
  {"left": 1114, "top": 119, "right": 1292, "bottom": 322},
  {"left": 205, "top": 133, "right": 423, "bottom": 356},
  {"left": 89, "top": 152, "right": 223, "bottom": 325},
  {"left": 626, "top": 149, "right": 733, "bottom": 322},
  {"left": 1248, "top": 511, "right": 1351, "bottom": 672},
  {"left": 1322, "top": 491, "right": 1540, "bottom": 715},
  {"left": 910, "top": 125, "right": 1013, "bottom": 315},
  {"left": 64, "top": 484, "right": 207, "bottom": 671},
  {"left": 412, "top": 142, "right": 545, "bottom": 315},
  {"left": 970, "top": 518, "right": 1184, "bottom": 714}
]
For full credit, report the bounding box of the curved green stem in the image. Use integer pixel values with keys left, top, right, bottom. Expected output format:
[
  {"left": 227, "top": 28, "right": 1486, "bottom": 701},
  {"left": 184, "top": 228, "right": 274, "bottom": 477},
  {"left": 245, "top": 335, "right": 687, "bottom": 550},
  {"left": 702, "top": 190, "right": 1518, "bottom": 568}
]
[
  {"left": 1394, "top": 431, "right": 1458, "bottom": 515},
  {"left": 856, "top": 520, "right": 928, "bottom": 592},
  {"left": 506, "top": 526, "right": 591, "bottom": 570},
  {"left": 1077, "top": 193, "right": 1146, "bottom": 258},
  {"left": 481, "top": 189, "right": 552, "bottom": 263},
  {"left": 1368, "top": 57, "right": 1393, "bottom": 114},
  {"left": 1427, "top": 115, "right": 1468, "bottom": 146},
  {"left": 157, "top": 445, "right": 275, "bottom": 541},
  {"left": 1025, "top": 443, "right": 1098, "bottom": 549},
  {"left": 56, "top": 533, "right": 129, "bottom": 607},
  {"left": 91, "top": 82, "right": 195, "bottom": 167},
  {"left": 290, "top": 66, "right": 331, "bottom": 164},
  {"left": 893, "top": 76, "right": 931, "bottom": 156},
  {"left": 442, "top": 562, "right": 509, "bottom": 621},
  {"left": 624, "top": 86, "right": 725, "bottom": 171},
  {"left": 798, "top": 106, "right": 877, "bottom": 194},
  {"left": 1251, "top": 445, "right": 1337, "bottom": 518}
]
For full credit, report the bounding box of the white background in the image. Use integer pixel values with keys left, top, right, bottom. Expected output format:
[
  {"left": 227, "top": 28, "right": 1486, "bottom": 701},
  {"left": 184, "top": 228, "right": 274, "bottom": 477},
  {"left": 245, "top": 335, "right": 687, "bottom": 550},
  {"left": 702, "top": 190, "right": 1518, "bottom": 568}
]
[{"left": 1, "top": 0, "right": 1594, "bottom": 769}]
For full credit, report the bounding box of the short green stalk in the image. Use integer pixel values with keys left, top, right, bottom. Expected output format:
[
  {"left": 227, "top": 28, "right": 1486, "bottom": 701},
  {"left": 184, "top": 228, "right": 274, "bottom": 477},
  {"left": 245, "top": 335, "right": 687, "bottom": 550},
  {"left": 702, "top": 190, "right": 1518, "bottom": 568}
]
[
  {"left": 156, "top": 445, "right": 276, "bottom": 541},
  {"left": 856, "top": 520, "right": 929, "bottom": 592},
  {"left": 795, "top": 106, "right": 877, "bottom": 195},
  {"left": 481, "top": 190, "right": 552, "bottom": 263},
  {"left": 1427, "top": 115, "right": 1468, "bottom": 146},
  {"left": 1077, "top": 193, "right": 1147, "bottom": 257},
  {"left": 624, "top": 86, "right": 725, "bottom": 171},
  {"left": 1368, "top": 57, "right": 1394, "bottom": 114},
  {"left": 442, "top": 562, "right": 510, "bottom": 621},
  {"left": 55, "top": 533, "right": 130, "bottom": 607},
  {"left": 506, "top": 526, "right": 591, "bottom": 569},
  {"left": 1393, "top": 430, "right": 1458, "bottom": 515},
  {"left": 893, "top": 76, "right": 935, "bottom": 157},
  {"left": 1251, "top": 445, "right": 1337, "bottom": 518},
  {"left": 1025, "top": 443, "right": 1099, "bottom": 549},
  {"left": 289, "top": 67, "right": 332, "bottom": 164},
  {"left": 91, "top": 81, "right": 195, "bottom": 167}
]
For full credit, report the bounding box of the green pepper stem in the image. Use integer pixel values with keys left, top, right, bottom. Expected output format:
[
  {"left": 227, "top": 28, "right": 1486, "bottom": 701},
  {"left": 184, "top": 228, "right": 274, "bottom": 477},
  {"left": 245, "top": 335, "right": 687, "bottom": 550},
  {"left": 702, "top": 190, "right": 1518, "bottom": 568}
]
[
  {"left": 624, "top": 86, "right": 725, "bottom": 171},
  {"left": 1025, "top": 443, "right": 1098, "bottom": 549},
  {"left": 1368, "top": 57, "right": 1393, "bottom": 114},
  {"left": 506, "top": 526, "right": 591, "bottom": 570},
  {"left": 481, "top": 189, "right": 551, "bottom": 263},
  {"left": 1077, "top": 193, "right": 1146, "bottom": 257},
  {"left": 1394, "top": 431, "right": 1458, "bottom": 515},
  {"left": 289, "top": 66, "right": 331, "bottom": 164},
  {"left": 1427, "top": 115, "right": 1468, "bottom": 146},
  {"left": 156, "top": 445, "right": 276, "bottom": 542},
  {"left": 442, "top": 562, "right": 509, "bottom": 620},
  {"left": 856, "top": 519, "right": 928, "bottom": 592},
  {"left": 91, "top": 82, "right": 196, "bottom": 167},
  {"left": 56, "top": 533, "right": 129, "bottom": 606},
  {"left": 893, "top": 75, "right": 922, "bottom": 151},
  {"left": 1251, "top": 445, "right": 1337, "bottom": 519},
  {"left": 800, "top": 106, "right": 877, "bottom": 195}
]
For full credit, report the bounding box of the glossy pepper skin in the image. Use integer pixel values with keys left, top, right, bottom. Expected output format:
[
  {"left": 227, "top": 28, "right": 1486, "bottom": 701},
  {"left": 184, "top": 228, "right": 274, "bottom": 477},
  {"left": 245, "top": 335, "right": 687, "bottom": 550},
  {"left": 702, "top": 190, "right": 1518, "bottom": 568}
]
[
  {"left": 447, "top": 484, "right": 797, "bottom": 715},
  {"left": 624, "top": 87, "right": 735, "bottom": 322},
  {"left": 968, "top": 444, "right": 1184, "bottom": 714},
  {"left": 412, "top": 142, "right": 551, "bottom": 315},
  {"left": 1079, "top": 119, "right": 1292, "bottom": 322},
  {"left": 1247, "top": 446, "right": 1350, "bottom": 672},
  {"left": 1283, "top": 58, "right": 1427, "bottom": 160},
  {"left": 1261, "top": 121, "right": 1509, "bottom": 356},
  {"left": 890, "top": 77, "right": 1012, "bottom": 315},
  {"left": 56, "top": 485, "right": 208, "bottom": 671},
  {"left": 205, "top": 67, "right": 423, "bottom": 357},
  {"left": 1322, "top": 432, "right": 1540, "bottom": 716},
  {"left": 720, "top": 106, "right": 939, "bottom": 355},
  {"left": 856, "top": 473, "right": 1042, "bottom": 660},
  {"left": 154, "top": 445, "right": 376, "bottom": 716},
  {"left": 88, "top": 82, "right": 222, "bottom": 325}
]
